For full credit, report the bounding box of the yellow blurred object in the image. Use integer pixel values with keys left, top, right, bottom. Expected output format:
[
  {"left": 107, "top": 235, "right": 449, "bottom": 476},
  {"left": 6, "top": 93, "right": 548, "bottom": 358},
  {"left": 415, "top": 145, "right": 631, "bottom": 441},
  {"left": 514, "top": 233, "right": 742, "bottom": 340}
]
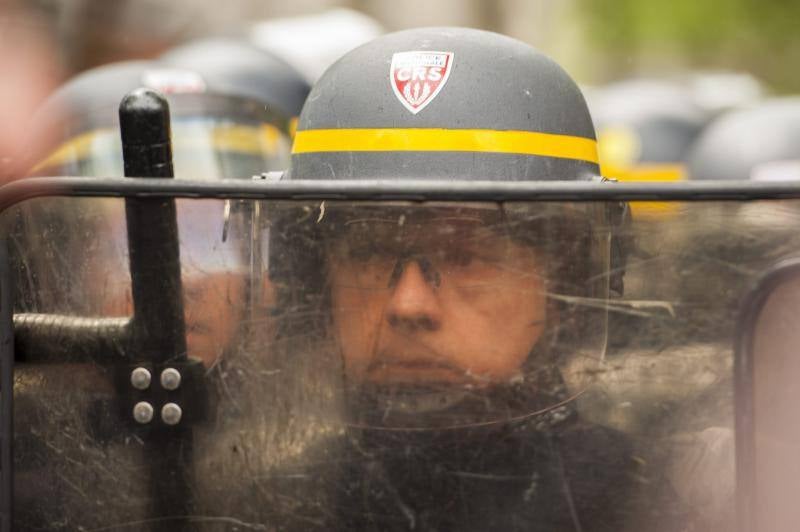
[
  {"left": 598, "top": 126, "right": 686, "bottom": 219},
  {"left": 598, "top": 126, "right": 641, "bottom": 170},
  {"left": 33, "top": 122, "right": 287, "bottom": 175},
  {"left": 31, "top": 128, "right": 103, "bottom": 173}
]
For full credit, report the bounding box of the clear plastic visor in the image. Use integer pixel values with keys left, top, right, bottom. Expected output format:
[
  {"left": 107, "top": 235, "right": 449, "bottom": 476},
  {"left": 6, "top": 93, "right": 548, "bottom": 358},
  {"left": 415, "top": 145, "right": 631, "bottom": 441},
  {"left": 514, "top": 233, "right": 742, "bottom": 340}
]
[
  {"left": 269, "top": 200, "right": 613, "bottom": 429},
  {"left": 31, "top": 96, "right": 291, "bottom": 180}
]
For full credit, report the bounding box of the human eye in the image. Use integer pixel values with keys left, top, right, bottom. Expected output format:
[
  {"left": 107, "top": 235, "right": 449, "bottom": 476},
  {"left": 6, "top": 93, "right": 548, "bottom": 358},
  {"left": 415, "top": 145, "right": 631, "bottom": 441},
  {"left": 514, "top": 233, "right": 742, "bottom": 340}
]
[
  {"left": 342, "top": 239, "right": 379, "bottom": 261},
  {"left": 442, "top": 247, "right": 474, "bottom": 267},
  {"left": 464, "top": 240, "right": 521, "bottom": 271}
]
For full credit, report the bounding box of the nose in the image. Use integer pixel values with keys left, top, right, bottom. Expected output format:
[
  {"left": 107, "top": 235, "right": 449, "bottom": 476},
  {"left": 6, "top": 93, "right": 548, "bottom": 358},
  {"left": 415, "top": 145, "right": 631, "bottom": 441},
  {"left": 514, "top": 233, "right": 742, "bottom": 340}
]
[{"left": 385, "top": 259, "right": 443, "bottom": 333}]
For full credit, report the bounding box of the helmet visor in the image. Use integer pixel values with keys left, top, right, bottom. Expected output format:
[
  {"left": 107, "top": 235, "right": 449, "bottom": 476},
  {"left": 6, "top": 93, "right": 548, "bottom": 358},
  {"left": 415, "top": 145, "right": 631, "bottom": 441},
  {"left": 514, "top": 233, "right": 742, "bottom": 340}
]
[
  {"left": 31, "top": 93, "right": 291, "bottom": 180},
  {"left": 32, "top": 118, "right": 289, "bottom": 180},
  {"left": 270, "top": 200, "right": 613, "bottom": 429}
]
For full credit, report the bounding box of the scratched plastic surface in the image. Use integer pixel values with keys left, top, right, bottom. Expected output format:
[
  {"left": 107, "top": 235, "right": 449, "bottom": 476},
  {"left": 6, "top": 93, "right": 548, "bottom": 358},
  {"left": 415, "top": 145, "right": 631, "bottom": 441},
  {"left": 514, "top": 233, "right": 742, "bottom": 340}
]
[{"left": 7, "top": 196, "right": 800, "bottom": 531}]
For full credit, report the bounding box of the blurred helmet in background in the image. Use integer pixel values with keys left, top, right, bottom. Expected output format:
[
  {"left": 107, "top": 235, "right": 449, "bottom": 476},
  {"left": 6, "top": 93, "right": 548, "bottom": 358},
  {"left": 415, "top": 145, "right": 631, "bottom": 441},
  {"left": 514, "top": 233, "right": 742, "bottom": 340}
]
[
  {"left": 28, "top": 38, "right": 310, "bottom": 178},
  {"left": 683, "top": 70, "right": 765, "bottom": 118},
  {"left": 688, "top": 97, "right": 800, "bottom": 183},
  {"left": 678, "top": 98, "right": 800, "bottom": 342},
  {"left": 159, "top": 36, "right": 310, "bottom": 129},
  {"left": 248, "top": 8, "right": 384, "bottom": 84},
  {"left": 589, "top": 79, "right": 709, "bottom": 218}
]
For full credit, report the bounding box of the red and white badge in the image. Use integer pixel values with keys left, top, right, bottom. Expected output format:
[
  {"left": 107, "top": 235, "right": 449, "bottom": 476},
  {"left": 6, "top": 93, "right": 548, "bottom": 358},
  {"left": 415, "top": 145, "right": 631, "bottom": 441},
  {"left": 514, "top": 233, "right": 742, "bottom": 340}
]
[{"left": 390, "top": 51, "right": 454, "bottom": 115}]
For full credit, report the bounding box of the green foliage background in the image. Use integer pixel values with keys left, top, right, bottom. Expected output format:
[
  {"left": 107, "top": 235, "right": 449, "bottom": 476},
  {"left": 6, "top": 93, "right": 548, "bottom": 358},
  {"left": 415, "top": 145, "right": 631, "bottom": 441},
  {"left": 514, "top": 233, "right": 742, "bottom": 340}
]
[{"left": 574, "top": 0, "right": 800, "bottom": 91}]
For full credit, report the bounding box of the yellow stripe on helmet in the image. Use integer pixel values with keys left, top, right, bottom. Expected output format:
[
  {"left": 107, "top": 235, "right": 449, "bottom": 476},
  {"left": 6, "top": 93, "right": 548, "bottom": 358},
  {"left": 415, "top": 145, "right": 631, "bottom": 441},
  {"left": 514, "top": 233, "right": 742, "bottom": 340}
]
[
  {"left": 292, "top": 128, "right": 599, "bottom": 164},
  {"left": 32, "top": 129, "right": 107, "bottom": 173}
]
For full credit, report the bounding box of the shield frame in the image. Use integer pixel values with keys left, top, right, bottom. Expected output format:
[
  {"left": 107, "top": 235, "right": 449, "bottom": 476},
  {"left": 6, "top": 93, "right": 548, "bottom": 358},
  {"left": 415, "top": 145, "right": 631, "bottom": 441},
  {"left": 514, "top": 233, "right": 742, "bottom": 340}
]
[{"left": 733, "top": 255, "right": 800, "bottom": 532}]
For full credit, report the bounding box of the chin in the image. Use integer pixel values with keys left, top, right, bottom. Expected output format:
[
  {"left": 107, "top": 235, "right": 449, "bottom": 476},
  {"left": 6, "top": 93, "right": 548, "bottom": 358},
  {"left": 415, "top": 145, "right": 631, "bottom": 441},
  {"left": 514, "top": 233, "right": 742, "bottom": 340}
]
[{"left": 343, "top": 377, "right": 545, "bottom": 431}]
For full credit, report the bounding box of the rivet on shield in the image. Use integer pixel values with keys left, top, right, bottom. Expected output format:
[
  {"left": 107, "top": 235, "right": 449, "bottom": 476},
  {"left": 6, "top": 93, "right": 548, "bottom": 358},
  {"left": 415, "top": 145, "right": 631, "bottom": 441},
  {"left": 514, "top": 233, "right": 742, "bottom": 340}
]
[
  {"left": 133, "top": 401, "right": 154, "bottom": 424},
  {"left": 160, "top": 368, "right": 182, "bottom": 391},
  {"left": 161, "top": 403, "right": 183, "bottom": 426},
  {"left": 130, "top": 367, "right": 152, "bottom": 390}
]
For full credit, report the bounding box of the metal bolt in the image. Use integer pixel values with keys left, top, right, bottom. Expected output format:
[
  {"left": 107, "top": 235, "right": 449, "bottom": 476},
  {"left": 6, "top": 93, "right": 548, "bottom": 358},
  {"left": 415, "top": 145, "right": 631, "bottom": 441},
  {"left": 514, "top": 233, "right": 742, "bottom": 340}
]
[
  {"left": 160, "top": 368, "right": 181, "bottom": 391},
  {"left": 161, "top": 403, "right": 182, "bottom": 425},
  {"left": 133, "top": 401, "right": 154, "bottom": 424},
  {"left": 130, "top": 367, "right": 151, "bottom": 390}
]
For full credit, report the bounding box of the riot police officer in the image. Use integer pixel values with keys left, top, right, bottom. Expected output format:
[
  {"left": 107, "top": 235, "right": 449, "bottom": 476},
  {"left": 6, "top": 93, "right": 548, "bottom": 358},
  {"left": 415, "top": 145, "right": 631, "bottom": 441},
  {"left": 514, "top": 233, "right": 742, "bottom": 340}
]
[
  {"left": 19, "top": 38, "right": 310, "bottom": 366},
  {"left": 10, "top": 40, "right": 309, "bottom": 531},
  {"left": 261, "top": 27, "right": 687, "bottom": 532}
]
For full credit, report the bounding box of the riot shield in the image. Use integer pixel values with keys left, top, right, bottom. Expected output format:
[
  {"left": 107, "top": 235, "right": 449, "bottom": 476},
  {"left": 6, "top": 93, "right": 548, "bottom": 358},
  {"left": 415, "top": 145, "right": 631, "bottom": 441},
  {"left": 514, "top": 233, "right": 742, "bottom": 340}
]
[
  {"left": 4, "top": 178, "right": 800, "bottom": 532},
  {"left": 736, "top": 258, "right": 800, "bottom": 532}
]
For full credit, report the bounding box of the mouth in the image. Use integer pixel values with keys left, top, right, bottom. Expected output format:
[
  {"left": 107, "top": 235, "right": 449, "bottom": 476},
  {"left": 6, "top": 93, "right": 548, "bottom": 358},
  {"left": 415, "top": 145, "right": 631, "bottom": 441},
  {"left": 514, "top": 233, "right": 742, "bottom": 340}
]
[
  {"left": 350, "top": 382, "right": 472, "bottom": 416},
  {"left": 364, "top": 355, "right": 471, "bottom": 384}
]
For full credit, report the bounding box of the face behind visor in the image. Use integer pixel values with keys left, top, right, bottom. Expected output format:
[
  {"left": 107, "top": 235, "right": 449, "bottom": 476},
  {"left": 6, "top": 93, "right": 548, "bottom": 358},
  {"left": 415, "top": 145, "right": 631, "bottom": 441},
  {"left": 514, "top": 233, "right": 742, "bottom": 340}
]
[
  {"left": 274, "top": 26, "right": 629, "bottom": 432},
  {"left": 268, "top": 200, "right": 613, "bottom": 429},
  {"left": 24, "top": 76, "right": 294, "bottom": 367}
]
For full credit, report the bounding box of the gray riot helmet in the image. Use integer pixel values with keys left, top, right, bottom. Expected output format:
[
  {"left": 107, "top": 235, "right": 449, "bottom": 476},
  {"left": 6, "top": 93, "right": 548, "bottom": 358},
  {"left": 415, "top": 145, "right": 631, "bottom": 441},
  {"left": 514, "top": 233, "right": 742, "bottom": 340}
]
[
  {"left": 290, "top": 27, "right": 600, "bottom": 181},
  {"left": 248, "top": 8, "right": 385, "bottom": 84},
  {"left": 27, "top": 38, "right": 310, "bottom": 179},
  {"left": 159, "top": 37, "right": 310, "bottom": 124},
  {"left": 589, "top": 79, "right": 708, "bottom": 220},
  {"left": 591, "top": 79, "right": 708, "bottom": 169},
  {"left": 688, "top": 97, "right": 800, "bottom": 182},
  {"left": 685, "top": 70, "right": 764, "bottom": 117},
  {"left": 272, "top": 27, "right": 628, "bottom": 430}
]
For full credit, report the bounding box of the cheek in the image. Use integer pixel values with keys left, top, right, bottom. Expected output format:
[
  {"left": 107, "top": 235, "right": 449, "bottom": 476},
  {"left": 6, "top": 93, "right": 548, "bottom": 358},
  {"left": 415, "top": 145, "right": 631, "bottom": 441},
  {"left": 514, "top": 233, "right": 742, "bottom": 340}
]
[
  {"left": 500, "top": 280, "right": 548, "bottom": 370},
  {"left": 185, "top": 274, "right": 246, "bottom": 366},
  {"left": 101, "top": 287, "right": 132, "bottom": 316},
  {"left": 330, "top": 283, "right": 387, "bottom": 375},
  {"left": 449, "top": 277, "right": 547, "bottom": 381},
  {"left": 99, "top": 272, "right": 247, "bottom": 368}
]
